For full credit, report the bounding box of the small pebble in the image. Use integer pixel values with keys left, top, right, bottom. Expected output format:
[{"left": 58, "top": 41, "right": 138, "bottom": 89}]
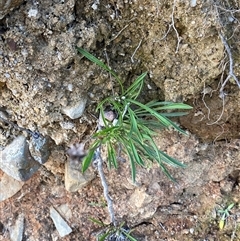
[{"left": 62, "top": 98, "right": 87, "bottom": 119}]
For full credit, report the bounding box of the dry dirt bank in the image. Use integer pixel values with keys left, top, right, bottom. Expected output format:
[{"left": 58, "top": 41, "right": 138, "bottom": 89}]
[{"left": 0, "top": 0, "right": 239, "bottom": 240}]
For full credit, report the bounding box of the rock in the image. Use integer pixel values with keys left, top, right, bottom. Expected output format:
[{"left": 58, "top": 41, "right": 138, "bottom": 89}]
[
  {"left": 128, "top": 187, "right": 155, "bottom": 219},
  {"left": 62, "top": 97, "right": 87, "bottom": 119},
  {"left": 0, "top": 0, "right": 24, "bottom": 19},
  {"left": 129, "top": 188, "right": 152, "bottom": 208},
  {"left": 9, "top": 213, "right": 24, "bottom": 241},
  {"left": 55, "top": 204, "right": 72, "bottom": 221},
  {"left": 65, "top": 159, "right": 95, "bottom": 192},
  {"left": 0, "top": 135, "right": 41, "bottom": 181},
  {"left": 0, "top": 171, "right": 24, "bottom": 202},
  {"left": 29, "top": 135, "right": 53, "bottom": 164},
  {"left": 49, "top": 206, "right": 72, "bottom": 238}
]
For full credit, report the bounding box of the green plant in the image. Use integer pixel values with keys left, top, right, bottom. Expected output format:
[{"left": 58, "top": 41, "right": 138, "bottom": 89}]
[
  {"left": 218, "top": 203, "right": 235, "bottom": 230},
  {"left": 75, "top": 48, "right": 192, "bottom": 240},
  {"left": 90, "top": 218, "right": 137, "bottom": 241},
  {"left": 77, "top": 47, "right": 192, "bottom": 182}
]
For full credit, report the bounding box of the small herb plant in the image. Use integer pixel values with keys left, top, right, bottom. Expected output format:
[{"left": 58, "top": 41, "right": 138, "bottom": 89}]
[
  {"left": 218, "top": 203, "right": 235, "bottom": 230},
  {"left": 76, "top": 47, "right": 192, "bottom": 240},
  {"left": 77, "top": 47, "right": 192, "bottom": 182}
]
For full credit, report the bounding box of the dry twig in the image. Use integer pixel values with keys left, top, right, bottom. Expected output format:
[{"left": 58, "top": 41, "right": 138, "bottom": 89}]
[
  {"left": 160, "top": 0, "right": 181, "bottom": 53},
  {"left": 95, "top": 145, "right": 116, "bottom": 226},
  {"left": 218, "top": 33, "right": 240, "bottom": 97}
]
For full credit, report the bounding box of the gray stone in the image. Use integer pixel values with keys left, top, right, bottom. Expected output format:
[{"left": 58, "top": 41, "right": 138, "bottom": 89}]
[
  {"left": 29, "top": 135, "right": 53, "bottom": 164},
  {"left": 50, "top": 206, "right": 72, "bottom": 238},
  {"left": 0, "top": 136, "right": 41, "bottom": 181},
  {"left": 0, "top": 0, "right": 24, "bottom": 19},
  {"left": 62, "top": 98, "right": 87, "bottom": 119},
  {"left": 9, "top": 213, "right": 24, "bottom": 241},
  {"left": 0, "top": 171, "right": 24, "bottom": 202},
  {"left": 65, "top": 159, "right": 95, "bottom": 192}
]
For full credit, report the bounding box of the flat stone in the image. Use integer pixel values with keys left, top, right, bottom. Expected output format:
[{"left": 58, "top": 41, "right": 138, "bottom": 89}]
[
  {"left": 62, "top": 97, "right": 87, "bottom": 119},
  {"left": 55, "top": 204, "right": 72, "bottom": 221},
  {"left": 65, "top": 159, "right": 95, "bottom": 192},
  {"left": 0, "top": 135, "right": 41, "bottom": 181},
  {"left": 50, "top": 206, "right": 72, "bottom": 238},
  {"left": 9, "top": 213, "right": 24, "bottom": 241},
  {"left": 0, "top": 171, "right": 24, "bottom": 202},
  {"left": 29, "top": 135, "right": 53, "bottom": 164}
]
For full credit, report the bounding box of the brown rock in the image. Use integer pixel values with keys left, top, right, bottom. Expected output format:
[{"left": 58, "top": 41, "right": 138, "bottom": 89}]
[{"left": 64, "top": 159, "right": 95, "bottom": 192}]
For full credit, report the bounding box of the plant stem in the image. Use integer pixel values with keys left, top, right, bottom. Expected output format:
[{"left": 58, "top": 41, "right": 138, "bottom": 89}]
[{"left": 95, "top": 145, "right": 116, "bottom": 226}]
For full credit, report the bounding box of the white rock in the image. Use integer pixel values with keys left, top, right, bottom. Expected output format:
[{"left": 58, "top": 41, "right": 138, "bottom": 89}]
[
  {"left": 50, "top": 206, "right": 72, "bottom": 237},
  {"left": 9, "top": 214, "right": 24, "bottom": 241},
  {"left": 190, "top": 0, "right": 197, "bottom": 7},
  {"left": 28, "top": 9, "right": 38, "bottom": 18},
  {"left": 62, "top": 98, "right": 87, "bottom": 119}
]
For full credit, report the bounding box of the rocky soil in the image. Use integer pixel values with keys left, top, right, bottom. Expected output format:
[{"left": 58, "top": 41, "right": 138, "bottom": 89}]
[{"left": 0, "top": 0, "right": 240, "bottom": 240}]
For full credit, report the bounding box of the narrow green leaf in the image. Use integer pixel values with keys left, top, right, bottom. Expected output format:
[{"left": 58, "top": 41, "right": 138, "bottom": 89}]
[
  {"left": 163, "top": 117, "right": 187, "bottom": 135},
  {"left": 127, "top": 108, "right": 143, "bottom": 142},
  {"left": 98, "top": 230, "right": 111, "bottom": 241},
  {"left": 76, "top": 47, "right": 123, "bottom": 94},
  {"left": 94, "top": 126, "right": 119, "bottom": 139},
  {"left": 133, "top": 140, "right": 156, "bottom": 162},
  {"left": 158, "top": 150, "right": 186, "bottom": 168},
  {"left": 127, "top": 99, "right": 171, "bottom": 126},
  {"left": 147, "top": 135, "right": 162, "bottom": 164},
  {"left": 136, "top": 112, "right": 189, "bottom": 118},
  {"left": 151, "top": 103, "right": 193, "bottom": 110},
  {"left": 161, "top": 112, "right": 189, "bottom": 117},
  {"left": 127, "top": 98, "right": 187, "bottom": 135},
  {"left": 107, "top": 142, "right": 118, "bottom": 168},
  {"left": 226, "top": 203, "right": 234, "bottom": 211},
  {"left": 123, "top": 72, "right": 147, "bottom": 99},
  {"left": 138, "top": 122, "right": 157, "bottom": 135},
  {"left": 129, "top": 140, "right": 145, "bottom": 167},
  {"left": 138, "top": 119, "right": 166, "bottom": 131},
  {"left": 158, "top": 162, "right": 176, "bottom": 182},
  {"left": 134, "top": 100, "right": 170, "bottom": 113},
  {"left": 134, "top": 101, "right": 192, "bottom": 115},
  {"left": 89, "top": 217, "right": 105, "bottom": 227},
  {"left": 124, "top": 144, "right": 136, "bottom": 182},
  {"left": 82, "top": 148, "right": 95, "bottom": 172},
  {"left": 122, "top": 230, "right": 138, "bottom": 241}
]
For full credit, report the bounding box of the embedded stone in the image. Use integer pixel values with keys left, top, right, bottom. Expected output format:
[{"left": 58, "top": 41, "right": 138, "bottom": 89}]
[
  {"left": 0, "top": 135, "right": 41, "bottom": 181},
  {"left": 62, "top": 98, "right": 87, "bottom": 119},
  {"left": 0, "top": 171, "right": 24, "bottom": 202},
  {"left": 64, "top": 159, "right": 95, "bottom": 192},
  {"left": 29, "top": 135, "right": 53, "bottom": 164}
]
